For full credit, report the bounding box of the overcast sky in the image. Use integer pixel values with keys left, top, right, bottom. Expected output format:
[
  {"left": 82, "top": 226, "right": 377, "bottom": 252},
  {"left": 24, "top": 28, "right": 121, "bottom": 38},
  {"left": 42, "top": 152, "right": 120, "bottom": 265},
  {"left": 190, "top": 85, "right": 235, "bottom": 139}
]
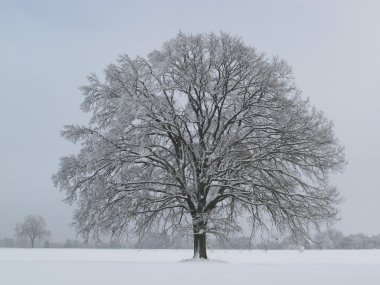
[{"left": 1, "top": 0, "right": 379, "bottom": 241}]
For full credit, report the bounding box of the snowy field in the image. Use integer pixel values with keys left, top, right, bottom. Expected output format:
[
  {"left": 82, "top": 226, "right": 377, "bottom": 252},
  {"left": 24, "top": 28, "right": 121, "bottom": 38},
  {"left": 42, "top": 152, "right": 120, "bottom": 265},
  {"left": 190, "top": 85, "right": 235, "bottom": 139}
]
[{"left": 1, "top": 249, "right": 380, "bottom": 285}]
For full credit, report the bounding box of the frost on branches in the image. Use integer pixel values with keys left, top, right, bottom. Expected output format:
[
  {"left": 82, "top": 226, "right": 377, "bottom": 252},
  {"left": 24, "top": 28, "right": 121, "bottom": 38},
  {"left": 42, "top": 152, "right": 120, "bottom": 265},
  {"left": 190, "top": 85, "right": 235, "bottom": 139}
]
[{"left": 53, "top": 33, "right": 345, "bottom": 259}]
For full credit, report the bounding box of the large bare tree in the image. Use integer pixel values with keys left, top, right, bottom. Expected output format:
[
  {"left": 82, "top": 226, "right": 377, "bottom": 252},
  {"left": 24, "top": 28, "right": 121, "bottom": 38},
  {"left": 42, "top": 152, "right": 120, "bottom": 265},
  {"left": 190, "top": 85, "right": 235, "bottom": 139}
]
[{"left": 53, "top": 32, "right": 345, "bottom": 259}]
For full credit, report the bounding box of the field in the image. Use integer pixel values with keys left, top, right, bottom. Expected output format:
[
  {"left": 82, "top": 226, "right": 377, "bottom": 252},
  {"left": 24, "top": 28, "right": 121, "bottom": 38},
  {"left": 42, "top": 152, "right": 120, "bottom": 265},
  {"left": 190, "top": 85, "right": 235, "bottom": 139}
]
[{"left": 1, "top": 249, "right": 379, "bottom": 285}]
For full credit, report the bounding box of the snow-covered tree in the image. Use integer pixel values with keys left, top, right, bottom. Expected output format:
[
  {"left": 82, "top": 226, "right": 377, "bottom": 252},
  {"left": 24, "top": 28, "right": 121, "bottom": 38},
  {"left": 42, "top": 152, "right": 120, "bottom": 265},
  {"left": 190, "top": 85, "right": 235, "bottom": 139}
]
[
  {"left": 53, "top": 32, "right": 345, "bottom": 259},
  {"left": 15, "top": 215, "right": 50, "bottom": 248}
]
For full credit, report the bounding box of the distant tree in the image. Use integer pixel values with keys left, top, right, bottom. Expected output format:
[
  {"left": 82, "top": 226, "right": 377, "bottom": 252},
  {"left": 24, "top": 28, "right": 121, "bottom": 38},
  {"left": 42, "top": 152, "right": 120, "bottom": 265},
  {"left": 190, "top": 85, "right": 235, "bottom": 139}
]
[
  {"left": 15, "top": 215, "right": 50, "bottom": 248},
  {"left": 63, "top": 238, "right": 82, "bottom": 248},
  {"left": 135, "top": 231, "right": 171, "bottom": 249},
  {"left": 53, "top": 32, "right": 345, "bottom": 259},
  {"left": 0, "top": 237, "right": 16, "bottom": 248},
  {"left": 220, "top": 236, "right": 252, "bottom": 249},
  {"left": 314, "top": 228, "right": 344, "bottom": 249},
  {"left": 346, "top": 233, "right": 370, "bottom": 249}
]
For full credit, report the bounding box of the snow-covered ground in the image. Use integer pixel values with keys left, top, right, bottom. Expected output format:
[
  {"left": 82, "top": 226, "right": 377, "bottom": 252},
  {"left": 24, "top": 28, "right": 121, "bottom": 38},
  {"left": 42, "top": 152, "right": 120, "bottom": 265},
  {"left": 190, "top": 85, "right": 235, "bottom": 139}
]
[{"left": 1, "top": 249, "right": 379, "bottom": 285}]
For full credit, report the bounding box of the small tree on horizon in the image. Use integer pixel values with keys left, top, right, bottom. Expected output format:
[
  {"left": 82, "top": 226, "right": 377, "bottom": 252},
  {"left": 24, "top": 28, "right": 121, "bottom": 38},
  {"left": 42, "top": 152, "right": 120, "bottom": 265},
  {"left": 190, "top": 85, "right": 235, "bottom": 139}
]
[
  {"left": 15, "top": 215, "right": 51, "bottom": 248},
  {"left": 53, "top": 32, "right": 345, "bottom": 259}
]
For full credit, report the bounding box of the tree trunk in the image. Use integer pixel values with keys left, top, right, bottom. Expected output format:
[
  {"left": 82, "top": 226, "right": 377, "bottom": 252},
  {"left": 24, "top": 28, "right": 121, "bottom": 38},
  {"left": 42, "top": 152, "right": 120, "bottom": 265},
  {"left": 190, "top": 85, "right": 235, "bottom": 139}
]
[
  {"left": 193, "top": 232, "right": 207, "bottom": 259},
  {"left": 193, "top": 219, "right": 207, "bottom": 259},
  {"left": 31, "top": 238, "right": 35, "bottom": 248}
]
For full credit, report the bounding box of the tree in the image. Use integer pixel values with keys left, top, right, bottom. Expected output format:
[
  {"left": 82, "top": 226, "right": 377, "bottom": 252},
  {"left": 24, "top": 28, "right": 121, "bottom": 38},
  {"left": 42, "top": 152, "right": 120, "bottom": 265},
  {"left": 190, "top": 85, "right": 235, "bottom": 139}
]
[
  {"left": 314, "top": 228, "right": 344, "bottom": 249},
  {"left": 15, "top": 215, "right": 50, "bottom": 248},
  {"left": 53, "top": 32, "right": 345, "bottom": 259}
]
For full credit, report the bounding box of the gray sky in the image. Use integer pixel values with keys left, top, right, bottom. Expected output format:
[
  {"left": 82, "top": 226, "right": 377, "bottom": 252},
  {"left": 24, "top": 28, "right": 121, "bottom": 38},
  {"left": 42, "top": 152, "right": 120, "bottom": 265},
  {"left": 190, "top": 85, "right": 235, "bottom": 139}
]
[{"left": 1, "top": 0, "right": 379, "bottom": 241}]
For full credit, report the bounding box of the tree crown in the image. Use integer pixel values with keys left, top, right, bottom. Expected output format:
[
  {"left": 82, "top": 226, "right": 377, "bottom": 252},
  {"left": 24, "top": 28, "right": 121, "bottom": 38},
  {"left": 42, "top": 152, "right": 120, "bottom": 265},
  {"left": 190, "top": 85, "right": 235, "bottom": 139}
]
[{"left": 53, "top": 32, "right": 345, "bottom": 245}]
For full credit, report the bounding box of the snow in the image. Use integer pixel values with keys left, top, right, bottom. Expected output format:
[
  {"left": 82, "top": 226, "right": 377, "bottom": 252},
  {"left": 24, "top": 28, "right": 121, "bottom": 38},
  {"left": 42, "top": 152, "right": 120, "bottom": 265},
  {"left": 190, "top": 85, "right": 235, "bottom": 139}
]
[{"left": 1, "top": 249, "right": 379, "bottom": 285}]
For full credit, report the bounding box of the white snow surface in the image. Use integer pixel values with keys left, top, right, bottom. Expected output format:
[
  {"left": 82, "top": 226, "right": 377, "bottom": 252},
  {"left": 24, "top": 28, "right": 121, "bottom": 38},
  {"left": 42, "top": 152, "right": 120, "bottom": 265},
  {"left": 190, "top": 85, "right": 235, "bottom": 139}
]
[{"left": 1, "top": 249, "right": 379, "bottom": 285}]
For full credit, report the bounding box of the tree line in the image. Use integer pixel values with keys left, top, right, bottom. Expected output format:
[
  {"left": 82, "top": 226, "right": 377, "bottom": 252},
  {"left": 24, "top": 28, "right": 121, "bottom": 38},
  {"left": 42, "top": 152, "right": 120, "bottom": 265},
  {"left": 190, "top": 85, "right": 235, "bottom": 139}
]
[{"left": 2, "top": 228, "right": 380, "bottom": 250}]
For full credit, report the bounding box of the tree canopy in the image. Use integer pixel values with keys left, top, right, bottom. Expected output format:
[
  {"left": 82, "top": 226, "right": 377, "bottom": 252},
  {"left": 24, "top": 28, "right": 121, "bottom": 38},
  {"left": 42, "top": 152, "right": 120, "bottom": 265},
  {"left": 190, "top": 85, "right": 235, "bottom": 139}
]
[
  {"left": 15, "top": 215, "right": 50, "bottom": 248},
  {"left": 53, "top": 32, "right": 345, "bottom": 258}
]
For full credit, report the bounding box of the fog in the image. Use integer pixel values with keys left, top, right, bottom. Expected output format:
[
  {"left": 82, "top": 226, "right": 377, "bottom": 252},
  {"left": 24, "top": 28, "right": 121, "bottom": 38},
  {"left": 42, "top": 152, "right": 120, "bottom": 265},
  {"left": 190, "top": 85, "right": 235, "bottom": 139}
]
[{"left": 1, "top": 0, "right": 379, "bottom": 241}]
